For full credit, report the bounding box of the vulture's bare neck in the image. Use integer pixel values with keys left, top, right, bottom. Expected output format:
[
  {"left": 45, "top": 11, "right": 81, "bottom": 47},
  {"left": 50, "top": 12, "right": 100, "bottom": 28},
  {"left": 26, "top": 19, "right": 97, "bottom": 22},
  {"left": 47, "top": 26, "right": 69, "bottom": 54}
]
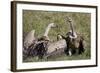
[
  {"left": 44, "top": 24, "right": 53, "bottom": 37},
  {"left": 69, "top": 21, "right": 74, "bottom": 36}
]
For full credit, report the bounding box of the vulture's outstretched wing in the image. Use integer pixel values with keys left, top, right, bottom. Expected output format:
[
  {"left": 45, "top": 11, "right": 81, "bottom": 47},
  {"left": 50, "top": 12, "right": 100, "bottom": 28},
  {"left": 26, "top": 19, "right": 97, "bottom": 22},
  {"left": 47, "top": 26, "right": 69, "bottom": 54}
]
[
  {"left": 24, "top": 30, "right": 36, "bottom": 49},
  {"left": 47, "top": 39, "right": 67, "bottom": 55}
]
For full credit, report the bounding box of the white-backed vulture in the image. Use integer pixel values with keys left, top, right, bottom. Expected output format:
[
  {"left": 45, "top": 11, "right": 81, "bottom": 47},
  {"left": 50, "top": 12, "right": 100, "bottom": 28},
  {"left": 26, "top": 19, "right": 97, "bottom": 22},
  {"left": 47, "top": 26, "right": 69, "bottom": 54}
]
[
  {"left": 23, "top": 23, "right": 57, "bottom": 58},
  {"left": 65, "top": 17, "right": 85, "bottom": 56}
]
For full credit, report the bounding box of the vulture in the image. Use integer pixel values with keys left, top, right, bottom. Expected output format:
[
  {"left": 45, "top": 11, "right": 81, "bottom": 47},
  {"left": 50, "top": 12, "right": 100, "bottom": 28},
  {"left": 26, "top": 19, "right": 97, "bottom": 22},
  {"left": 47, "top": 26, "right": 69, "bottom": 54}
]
[
  {"left": 63, "top": 17, "right": 85, "bottom": 56},
  {"left": 23, "top": 23, "right": 57, "bottom": 58},
  {"left": 24, "top": 23, "right": 55, "bottom": 49}
]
